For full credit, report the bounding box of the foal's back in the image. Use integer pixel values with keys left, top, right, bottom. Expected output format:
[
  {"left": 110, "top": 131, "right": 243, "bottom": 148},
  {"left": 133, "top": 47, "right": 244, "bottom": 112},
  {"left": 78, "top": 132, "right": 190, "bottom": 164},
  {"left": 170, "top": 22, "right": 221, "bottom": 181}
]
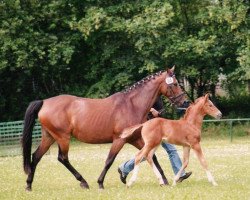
[{"left": 141, "top": 118, "right": 200, "bottom": 147}]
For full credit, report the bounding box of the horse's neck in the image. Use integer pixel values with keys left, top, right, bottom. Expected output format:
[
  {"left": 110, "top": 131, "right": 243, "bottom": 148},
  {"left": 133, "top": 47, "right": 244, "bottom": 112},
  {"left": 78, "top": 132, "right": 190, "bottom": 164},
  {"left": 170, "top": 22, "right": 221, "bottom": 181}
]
[
  {"left": 126, "top": 81, "right": 162, "bottom": 120},
  {"left": 185, "top": 106, "right": 205, "bottom": 130}
]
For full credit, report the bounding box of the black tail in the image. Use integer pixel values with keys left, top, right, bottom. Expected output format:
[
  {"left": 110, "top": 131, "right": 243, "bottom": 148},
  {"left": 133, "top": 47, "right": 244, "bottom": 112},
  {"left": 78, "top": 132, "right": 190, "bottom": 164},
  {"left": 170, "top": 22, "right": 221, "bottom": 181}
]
[{"left": 22, "top": 100, "right": 43, "bottom": 174}]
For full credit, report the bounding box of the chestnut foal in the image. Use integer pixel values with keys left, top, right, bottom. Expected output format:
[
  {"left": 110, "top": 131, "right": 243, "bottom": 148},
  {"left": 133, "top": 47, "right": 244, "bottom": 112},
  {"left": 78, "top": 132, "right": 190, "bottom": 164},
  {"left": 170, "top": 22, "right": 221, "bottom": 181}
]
[{"left": 121, "top": 94, "right": 222, "bottom": 187}]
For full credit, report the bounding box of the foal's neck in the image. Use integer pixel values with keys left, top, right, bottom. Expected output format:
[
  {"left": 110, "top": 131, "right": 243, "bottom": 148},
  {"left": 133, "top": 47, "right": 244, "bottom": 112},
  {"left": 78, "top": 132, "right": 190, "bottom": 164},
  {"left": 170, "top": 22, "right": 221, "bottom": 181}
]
[{"left": 184, "top": 105, "right": 205, "bottom": 130}]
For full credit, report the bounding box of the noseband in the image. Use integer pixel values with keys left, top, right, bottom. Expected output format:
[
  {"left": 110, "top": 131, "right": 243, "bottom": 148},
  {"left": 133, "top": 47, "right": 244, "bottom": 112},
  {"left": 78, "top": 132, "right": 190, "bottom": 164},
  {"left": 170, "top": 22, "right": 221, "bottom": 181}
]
[{"left": 168, "top": 91, "right": 186, "bottom": 106}]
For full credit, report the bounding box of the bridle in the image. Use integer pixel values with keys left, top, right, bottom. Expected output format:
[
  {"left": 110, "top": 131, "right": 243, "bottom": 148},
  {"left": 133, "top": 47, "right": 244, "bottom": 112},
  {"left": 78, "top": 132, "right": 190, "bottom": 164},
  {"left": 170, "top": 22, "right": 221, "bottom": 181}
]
[
  {"left": 168, "top": 91, "right": 186, "bottom": 106},
  {"left": 165, "top": 75, "right": 187, "bottom": 107}
]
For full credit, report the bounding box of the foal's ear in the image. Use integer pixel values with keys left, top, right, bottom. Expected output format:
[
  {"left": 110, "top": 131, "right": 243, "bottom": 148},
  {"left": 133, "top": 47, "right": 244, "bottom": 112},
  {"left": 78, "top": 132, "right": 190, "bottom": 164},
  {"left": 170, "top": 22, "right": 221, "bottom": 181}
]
[{"left": 204, "top": 93, "right": 210, "bottom": 101}]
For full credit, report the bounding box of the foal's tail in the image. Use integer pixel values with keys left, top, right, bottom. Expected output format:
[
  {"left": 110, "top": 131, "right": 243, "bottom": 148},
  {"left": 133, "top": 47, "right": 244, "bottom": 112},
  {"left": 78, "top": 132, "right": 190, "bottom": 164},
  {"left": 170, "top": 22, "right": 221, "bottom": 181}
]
[
  {"left": 22, "top": 100, "right": 43, "bottom": 174},
  {"left": 120, "top": 124, "right": 143, "bottom": 139}
]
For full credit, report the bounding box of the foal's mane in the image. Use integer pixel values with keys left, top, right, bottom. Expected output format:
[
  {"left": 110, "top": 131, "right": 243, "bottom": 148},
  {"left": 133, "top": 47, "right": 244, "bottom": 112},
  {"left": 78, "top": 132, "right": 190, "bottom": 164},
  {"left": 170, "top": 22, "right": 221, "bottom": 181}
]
[
  {"left": 183, "top": 97, "right": 204, "bottom": 120},
  {"left": 122, "top": 71, "right": 164, "bottom": 93}
]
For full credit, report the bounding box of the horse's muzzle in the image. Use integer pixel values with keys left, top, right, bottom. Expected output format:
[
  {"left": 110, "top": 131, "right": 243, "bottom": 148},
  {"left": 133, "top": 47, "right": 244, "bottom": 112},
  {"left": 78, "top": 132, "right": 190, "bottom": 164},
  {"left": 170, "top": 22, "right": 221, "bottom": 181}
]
[{"left": 216, "top": 112, "right": 222, "bottom": 119}]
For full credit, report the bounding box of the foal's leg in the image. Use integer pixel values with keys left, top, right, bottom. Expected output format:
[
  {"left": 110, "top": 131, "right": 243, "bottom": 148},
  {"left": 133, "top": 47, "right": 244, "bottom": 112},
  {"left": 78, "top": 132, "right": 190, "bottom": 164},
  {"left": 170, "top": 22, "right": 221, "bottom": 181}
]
[
  {"left": 97, "top": 138, "right": 126, "bottom": 189},
  {"left": 147, "top": 148, "right": 165, "bottom": 185},
  {"left": 127, "top": 145, "right": 153, "bottom": 187},
  {"left": 172, "top": 146, "right": 190, "bottom": 186},
  {"left": 26, "top": 128, "right": 55, "bottom": 191},
  {"left": 126, "top": 149, "right": 145, "bottom": 187},
  {"left": 130, "top": 138, "right": 169, "bottom": 185},
  {"left": 57, "top": 139, "right": 89, "bottom": 189},
  {"left": 192, "top": 143, "right": 218, "bottom": 186}
]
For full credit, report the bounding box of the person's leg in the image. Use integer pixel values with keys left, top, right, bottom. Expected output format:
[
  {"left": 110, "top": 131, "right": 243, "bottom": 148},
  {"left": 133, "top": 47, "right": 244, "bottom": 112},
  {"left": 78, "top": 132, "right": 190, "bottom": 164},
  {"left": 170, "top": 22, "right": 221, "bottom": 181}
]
[
  {"left": 161, "top": 142, "right": 185, "bottom": 176},
  {"left": 119, "top": 158, "right": 135, "bottom": 176},
  {"left": 118, "top": 157, "right": 147, "bottom": 184}
]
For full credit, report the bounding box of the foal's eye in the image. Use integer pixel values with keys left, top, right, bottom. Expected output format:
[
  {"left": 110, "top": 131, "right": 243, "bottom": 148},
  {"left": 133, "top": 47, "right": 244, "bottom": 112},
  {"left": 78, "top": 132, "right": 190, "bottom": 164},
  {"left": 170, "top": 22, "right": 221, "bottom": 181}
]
[{"left": 173, "top": 83, "right": 178, "bottom": 86}]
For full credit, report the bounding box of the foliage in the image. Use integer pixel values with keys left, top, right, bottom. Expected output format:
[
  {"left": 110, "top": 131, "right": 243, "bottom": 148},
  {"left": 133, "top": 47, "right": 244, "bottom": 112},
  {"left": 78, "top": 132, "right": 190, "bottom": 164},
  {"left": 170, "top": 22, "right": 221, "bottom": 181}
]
[
  {"left": 0, "top": 0, "right": 249, "bottom": 121},
  {"left": 216, "top": 94, "right": 250, "bottom": 118}
]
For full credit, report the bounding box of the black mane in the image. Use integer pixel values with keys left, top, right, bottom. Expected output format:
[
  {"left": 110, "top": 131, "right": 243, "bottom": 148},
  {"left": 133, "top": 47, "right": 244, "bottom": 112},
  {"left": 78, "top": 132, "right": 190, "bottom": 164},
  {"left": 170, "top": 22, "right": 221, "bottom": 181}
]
[{"left": 122, "top": 71, "right": 164, "bottom": 93}]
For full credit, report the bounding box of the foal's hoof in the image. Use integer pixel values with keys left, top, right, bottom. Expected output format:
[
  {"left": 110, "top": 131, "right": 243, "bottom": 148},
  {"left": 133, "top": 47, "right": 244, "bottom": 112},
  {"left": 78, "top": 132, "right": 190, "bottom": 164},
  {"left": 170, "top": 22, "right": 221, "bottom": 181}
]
[
  {"left": 212, "top": 182, "right": 218, "bottom": 186},
  {"left": 80, "top": 182, "right": 90, "bottom": 189}
]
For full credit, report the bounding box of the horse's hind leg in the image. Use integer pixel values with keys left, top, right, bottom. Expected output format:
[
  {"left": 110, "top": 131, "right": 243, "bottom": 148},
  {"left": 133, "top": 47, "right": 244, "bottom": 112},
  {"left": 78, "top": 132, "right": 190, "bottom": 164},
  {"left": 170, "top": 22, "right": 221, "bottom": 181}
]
[
  {"left": 26, "top": 128, "right": 55, "bottom": 191},
  {"left": 57, "top": 139, "right": 89, "bottom": 189}
]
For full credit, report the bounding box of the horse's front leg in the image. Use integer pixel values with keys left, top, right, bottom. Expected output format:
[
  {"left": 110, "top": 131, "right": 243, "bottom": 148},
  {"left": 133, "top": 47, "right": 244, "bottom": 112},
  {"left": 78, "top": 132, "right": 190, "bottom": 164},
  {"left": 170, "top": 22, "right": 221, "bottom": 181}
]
[
  {"left": 192, "top": 143, "right": 218, "bottom": 186},
  {"left": 97, "top": 138, "right": 126, "bottom": 189},
  {"left": 130, "top": 138, "right": 169, "bottom": 185},
  {"left": 172, "top": 146, "right": 190, "bottom": 186}
]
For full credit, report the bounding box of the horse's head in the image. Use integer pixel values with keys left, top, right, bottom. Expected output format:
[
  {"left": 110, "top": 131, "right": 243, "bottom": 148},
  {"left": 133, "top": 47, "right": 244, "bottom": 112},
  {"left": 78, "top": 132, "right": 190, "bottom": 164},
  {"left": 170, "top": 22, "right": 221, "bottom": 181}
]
[
  {"left": 201, "top": 94, "right": 222, "bottom": 119},
  {"left": 160, "top": 66, "right": 189, "bottom": 107}
]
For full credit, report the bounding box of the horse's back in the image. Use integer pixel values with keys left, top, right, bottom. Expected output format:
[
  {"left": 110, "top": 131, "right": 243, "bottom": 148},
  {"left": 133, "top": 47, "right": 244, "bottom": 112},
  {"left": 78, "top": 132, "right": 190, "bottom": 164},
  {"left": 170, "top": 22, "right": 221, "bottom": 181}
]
[
  {"left": 38, "top": 94, "right": 119, "bottom": 143},
  {"left": 38, "top": 95, "right": 80, "bottom": 135}
]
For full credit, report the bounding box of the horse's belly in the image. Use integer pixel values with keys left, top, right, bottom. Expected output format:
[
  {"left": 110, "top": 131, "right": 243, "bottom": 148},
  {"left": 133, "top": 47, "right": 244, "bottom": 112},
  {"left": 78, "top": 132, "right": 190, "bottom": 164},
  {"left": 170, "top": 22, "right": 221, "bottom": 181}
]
[{"left": 72, "top": 127, "right": 114, "bottom": 144}]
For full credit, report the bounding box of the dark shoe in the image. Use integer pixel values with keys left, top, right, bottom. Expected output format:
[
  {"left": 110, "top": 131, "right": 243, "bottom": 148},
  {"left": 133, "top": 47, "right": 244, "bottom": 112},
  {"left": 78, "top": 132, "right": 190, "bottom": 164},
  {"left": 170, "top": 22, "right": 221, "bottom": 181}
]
[
  {"left": 176, "top": 171, "right": 192, "bottom": 183},
  {"left": 118, "top": 168, "right": 127, "bottom": 184}
]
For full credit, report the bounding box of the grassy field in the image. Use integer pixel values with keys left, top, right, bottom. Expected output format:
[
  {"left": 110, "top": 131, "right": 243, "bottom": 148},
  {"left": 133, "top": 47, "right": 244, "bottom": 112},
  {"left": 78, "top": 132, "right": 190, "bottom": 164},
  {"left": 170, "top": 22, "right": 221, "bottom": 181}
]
[{"left": 0, "top": 136, "right": 249, "bottom": 200}]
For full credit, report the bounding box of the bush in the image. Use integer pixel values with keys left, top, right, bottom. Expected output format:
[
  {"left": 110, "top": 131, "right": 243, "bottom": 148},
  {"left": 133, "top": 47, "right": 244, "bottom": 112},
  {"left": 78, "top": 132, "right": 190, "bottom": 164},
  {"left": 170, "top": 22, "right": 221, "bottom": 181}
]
[{"left": 216, "top": 94, "right": 250, "bottom": 118}]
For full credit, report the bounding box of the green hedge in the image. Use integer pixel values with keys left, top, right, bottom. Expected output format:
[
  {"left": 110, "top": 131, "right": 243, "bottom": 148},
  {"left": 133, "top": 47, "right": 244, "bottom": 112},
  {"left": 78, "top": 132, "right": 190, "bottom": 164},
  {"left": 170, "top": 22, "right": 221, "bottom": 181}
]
[{"left": 216, "top": 95, "right": 250, "bottom": 118}]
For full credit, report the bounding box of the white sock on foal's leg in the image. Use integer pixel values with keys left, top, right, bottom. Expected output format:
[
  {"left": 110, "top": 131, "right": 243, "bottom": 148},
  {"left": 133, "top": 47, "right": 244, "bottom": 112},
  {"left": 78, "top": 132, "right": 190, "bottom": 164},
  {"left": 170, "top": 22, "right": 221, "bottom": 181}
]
[
  {"left": 127, "top": 165, "right": 139, "bottom": 187},
  {"left": 172, "top": 169, "right": 183, "bottom": 186},
  {"left": 206, "top": 170, "right": 218, "bottom": 186}
]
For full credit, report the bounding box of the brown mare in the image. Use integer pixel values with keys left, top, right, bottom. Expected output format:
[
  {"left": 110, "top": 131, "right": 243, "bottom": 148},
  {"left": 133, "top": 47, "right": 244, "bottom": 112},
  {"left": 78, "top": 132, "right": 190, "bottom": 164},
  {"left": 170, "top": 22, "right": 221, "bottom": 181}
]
[
  {"left": 121, "top": 94, "right": 222, "bottom": 187},
  {"left": 22, "top": 67, "right": 188, "bottom": 191}
]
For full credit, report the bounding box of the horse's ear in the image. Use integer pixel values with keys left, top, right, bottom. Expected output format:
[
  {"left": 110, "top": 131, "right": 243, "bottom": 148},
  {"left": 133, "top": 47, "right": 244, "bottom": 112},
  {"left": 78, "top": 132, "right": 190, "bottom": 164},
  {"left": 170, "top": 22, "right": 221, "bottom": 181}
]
[
  {"left": 170, "top": 65, "right": 175, "bottom": 72},
  {"left": 166, "top": 65, "right": 175, "bottom": 74}
]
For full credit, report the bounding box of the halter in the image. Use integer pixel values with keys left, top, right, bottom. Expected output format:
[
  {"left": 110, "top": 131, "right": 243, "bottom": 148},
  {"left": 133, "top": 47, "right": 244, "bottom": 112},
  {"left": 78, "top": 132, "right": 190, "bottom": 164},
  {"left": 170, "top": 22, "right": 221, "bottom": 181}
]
[{"left": 165, "top": 74, "right": 186, "bottom": 107}]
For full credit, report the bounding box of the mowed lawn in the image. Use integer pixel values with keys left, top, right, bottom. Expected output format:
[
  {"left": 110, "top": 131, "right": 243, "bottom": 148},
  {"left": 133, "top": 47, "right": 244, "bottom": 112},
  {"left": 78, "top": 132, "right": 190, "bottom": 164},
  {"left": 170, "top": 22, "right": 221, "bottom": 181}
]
[{"left": 0, "top": 136, "right": 249, "bottom": 200}]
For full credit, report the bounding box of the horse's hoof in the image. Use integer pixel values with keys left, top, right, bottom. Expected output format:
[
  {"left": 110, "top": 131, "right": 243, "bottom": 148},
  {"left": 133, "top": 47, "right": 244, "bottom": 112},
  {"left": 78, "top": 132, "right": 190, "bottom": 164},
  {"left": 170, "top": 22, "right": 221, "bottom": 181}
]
[
  {"left": 163, "top": 179, "right": 169, "bottom": 185},
  {"left": 98, "top": 184, "right": 104, "bottom": 190},
  {"left": 80, "top": 182, "right": 90, "bottom": 189},
  {"left": 25, "top": 186, "right": 32, "bottom": 192}
]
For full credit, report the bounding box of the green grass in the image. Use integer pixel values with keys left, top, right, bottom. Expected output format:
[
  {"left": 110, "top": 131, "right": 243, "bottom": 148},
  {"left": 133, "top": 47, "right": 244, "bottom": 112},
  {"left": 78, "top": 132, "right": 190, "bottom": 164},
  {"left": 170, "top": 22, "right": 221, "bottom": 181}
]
[{"left": 0, "top": 136, "right": 250, "bottom": 200}]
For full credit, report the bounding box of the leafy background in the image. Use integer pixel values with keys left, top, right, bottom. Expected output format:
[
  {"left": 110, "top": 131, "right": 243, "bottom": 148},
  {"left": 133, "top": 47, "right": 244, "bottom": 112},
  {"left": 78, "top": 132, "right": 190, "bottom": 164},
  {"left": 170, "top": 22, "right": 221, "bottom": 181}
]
[{"left": 0, "top": 0, "right": 249, "bottom": 121}]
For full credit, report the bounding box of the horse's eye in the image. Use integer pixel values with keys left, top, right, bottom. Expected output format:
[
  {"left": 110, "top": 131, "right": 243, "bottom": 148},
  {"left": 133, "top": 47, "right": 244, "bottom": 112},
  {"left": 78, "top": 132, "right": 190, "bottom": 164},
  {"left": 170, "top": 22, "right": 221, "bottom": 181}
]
[{"left": 173, "top": 83, "right": 178, "bottom": 86}]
